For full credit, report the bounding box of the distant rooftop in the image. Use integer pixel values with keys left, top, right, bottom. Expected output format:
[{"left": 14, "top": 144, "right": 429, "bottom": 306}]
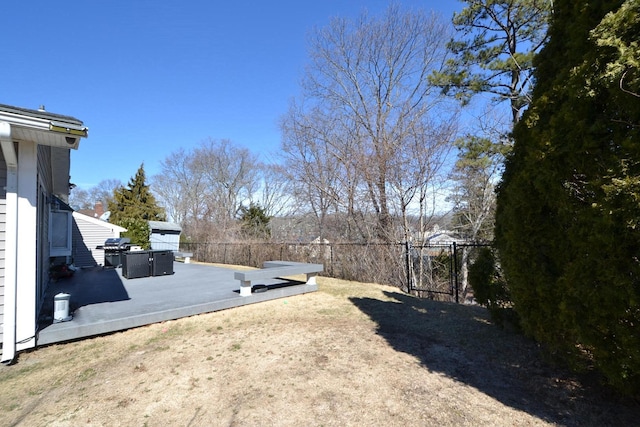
[{"left": 149, "top": 220, "right": 182, "bottom": 232}]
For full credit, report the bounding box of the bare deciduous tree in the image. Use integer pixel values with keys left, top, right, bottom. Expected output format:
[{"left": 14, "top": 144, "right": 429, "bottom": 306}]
[
  {"left": 259, "top": 162, "right": 295, "bottom": 219},
  {"left": 192, "top": 138, "right": 259, "bottom": 234},
  {"left": 152, "top": 148, "right": 203, "bottom": 225},
  {"left": 281, "top": 5, "right": 458, "bottom": 242},
  {"left": 281, "top": 102, "right": 345, "bottom": 241},
  {"left": 69, "top": 187, "right": 91, "bottom": 210},
  {"left": 69, "top": 179, "right": 122, "bottom": 213},
  {"left": 152, "top": 139, "right": 262, "bottom": 241}
]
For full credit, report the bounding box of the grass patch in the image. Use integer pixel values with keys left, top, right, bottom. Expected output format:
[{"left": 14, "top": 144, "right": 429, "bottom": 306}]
[{"left": 0, "top": 276, "right": 637, "bottom": 426}]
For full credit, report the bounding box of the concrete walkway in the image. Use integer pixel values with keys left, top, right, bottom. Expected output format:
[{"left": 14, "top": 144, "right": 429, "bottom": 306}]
[{"left": 37, "top": 261, "right": 317, "bottom": 346}]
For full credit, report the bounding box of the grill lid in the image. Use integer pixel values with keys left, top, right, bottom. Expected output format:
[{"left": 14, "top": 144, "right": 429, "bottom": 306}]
[{"left": 103, "top": 237, "right": 131, "bottom": 249}]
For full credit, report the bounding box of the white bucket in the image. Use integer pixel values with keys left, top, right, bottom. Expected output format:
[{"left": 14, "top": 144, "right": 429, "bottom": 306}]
[{"left": 53, "top": 293, "right": 72, "bottom": 323}]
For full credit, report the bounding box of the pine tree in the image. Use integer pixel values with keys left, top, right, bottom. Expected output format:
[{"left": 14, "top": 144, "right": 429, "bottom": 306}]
[
  {"left": 448, "top": 136, "right": 508, "bottom": 242},
  {"left": 239, "top": 202, "right": 271, "bottom": 239},
  {"left": 495, "top": 0, "right": 640, "bottom": 395},
  {"left": 431, "top": 0, "right": 551, "bottom": 124},
  {"left": 108, "top": 164, "right": 166, "bottom": 248}
]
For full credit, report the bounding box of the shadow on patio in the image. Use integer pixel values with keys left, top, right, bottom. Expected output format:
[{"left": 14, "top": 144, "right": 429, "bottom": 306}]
[
  {"left": 36, "top": 262, "right": 318, "bottom": 347},
  {"left": 39, "top": 266, "right": 130, "bottom": 330}
]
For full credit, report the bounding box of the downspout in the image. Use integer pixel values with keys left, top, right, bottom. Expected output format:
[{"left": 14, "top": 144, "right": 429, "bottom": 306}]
[{"left": 0, "top": 121, "right": 18, "bottom": 363}]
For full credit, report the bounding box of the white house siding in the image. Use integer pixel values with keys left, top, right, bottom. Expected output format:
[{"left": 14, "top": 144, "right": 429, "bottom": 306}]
[
  {"left": 72, "top": 216, "right": 101, "bottom": 267},
  {"left": 0, "top": 150, "right": 6, "bottom": 345},
  {"left": 72, "top": 213, "right": 125, "bottom": 267}
]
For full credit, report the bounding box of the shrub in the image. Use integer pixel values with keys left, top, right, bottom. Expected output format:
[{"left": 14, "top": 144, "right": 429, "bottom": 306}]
[
  {"left": 494, "top": 0, "right": 640, "bottom": 396},
  {"left": 468, "top": 247, "right": 518, "bottom": 329}
]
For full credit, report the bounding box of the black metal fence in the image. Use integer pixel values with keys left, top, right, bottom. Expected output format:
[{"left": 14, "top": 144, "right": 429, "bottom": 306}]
[{"left": 180, "top": 241, "right": 488, "bottom": 303}]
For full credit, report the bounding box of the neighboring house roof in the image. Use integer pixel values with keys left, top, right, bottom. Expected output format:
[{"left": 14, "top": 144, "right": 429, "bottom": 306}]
[
  {"left": 426, "top": 232, "right": 465, "bottom": 245},
  {"left": 77, "top": 202, "right": 106, "bottom": 219},
  {"left": 77, "top": 208, "right": 98, "bottom": 217},
  {"left": 73, "top": 211, "right": 127, "bottom": 231}
]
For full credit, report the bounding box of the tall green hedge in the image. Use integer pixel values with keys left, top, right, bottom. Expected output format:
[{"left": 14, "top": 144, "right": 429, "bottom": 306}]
[{"left": 495, "top": 0, "right": 640, "bottom": 395}]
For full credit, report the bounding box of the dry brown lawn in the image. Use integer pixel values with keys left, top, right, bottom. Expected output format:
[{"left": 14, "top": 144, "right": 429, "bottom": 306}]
[{"left": 1, "top": 271, "right": 638, "bottom": 426}]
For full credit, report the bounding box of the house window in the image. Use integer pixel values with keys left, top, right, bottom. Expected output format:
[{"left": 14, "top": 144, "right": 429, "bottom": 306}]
[{"left": 50, "top": 209, "right": 72, "bottom": 256}]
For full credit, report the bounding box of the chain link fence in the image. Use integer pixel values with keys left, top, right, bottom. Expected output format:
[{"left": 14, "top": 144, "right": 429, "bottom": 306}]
[{"left": 180, "top": 241, "right": 487, "bottom": 303}]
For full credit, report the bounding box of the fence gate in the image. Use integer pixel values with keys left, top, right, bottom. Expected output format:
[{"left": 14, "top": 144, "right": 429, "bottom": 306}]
[
  {"left": 405, "top": 242, "right": 490, "bottom": 303},
  {"left": 405, "top": 242, "right": 457, "bottom": 301}
]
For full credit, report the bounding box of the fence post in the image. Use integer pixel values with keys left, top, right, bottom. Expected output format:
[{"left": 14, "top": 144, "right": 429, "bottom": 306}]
[
  {"left": 330, "top": 243, "right": 334, "bottom": 276},
  {"left": 405, "top": 240, "right": 412, "bottom": 293},
  {"left": 453, "top": 242, "right": 459, "bottom": 303}
]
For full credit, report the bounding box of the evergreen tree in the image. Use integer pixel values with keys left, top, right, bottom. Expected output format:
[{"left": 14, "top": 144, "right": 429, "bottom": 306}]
[
  {"left": 431, "top": 0, "right": 551, "bottom": 124},
  {"left": 448, "top": 135, "right": 508, "bottom": 242},
  {"left": 495, "top": 0, "right": 640, "bottom": 395},
  {"left": 448, "top": 135, "right": 509, "bottom": 299},
  {"left": 239, "top": 202, "right": 271, "bottom": 239},
  {"left": 108, "top": 164, "right": 166, "bottom": 248}
]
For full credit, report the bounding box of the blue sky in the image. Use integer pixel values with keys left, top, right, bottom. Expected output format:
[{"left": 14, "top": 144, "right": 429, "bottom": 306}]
[{"left": 2, "top": 1, "right": 461, "bottom": 190}]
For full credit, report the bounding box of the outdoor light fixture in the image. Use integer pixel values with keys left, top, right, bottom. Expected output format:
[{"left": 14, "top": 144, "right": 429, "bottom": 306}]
[{"left": 49, "top": 121, "right": 88, "bottom": 137}]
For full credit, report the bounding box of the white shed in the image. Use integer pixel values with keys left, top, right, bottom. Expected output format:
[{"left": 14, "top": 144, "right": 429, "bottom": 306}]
[
  {"left": 149, "top": 221, "right": 181, "bottom": 251},
  {"left": 72, "top": 212, "right": 126, "bottom": 267}
]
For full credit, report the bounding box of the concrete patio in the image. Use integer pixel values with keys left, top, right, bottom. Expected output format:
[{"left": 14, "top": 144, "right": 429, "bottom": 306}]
[{"left": 37, "top": 261, "right": 318, "bottom": 346}]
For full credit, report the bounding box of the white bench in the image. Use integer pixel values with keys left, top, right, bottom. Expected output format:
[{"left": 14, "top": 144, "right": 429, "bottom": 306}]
[
  {"left": 173, "top": 251, "right": 194, "bottom": 264},
  {"left": 234, "top": 261, "right": 324, "bottom": 296}
]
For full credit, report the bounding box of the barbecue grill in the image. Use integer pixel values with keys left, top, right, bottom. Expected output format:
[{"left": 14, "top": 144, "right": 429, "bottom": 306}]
[{"left": 102, "top": 237, "right": 131, "bottom": 267}]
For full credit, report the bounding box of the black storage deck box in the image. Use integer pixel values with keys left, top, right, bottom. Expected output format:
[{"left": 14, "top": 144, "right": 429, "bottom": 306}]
[
  {"left": 122, "top": 251, "right": 151, "bottom": 279},
  {"left": 150, "top": 250, "right": 174, "bottom": 276}
]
